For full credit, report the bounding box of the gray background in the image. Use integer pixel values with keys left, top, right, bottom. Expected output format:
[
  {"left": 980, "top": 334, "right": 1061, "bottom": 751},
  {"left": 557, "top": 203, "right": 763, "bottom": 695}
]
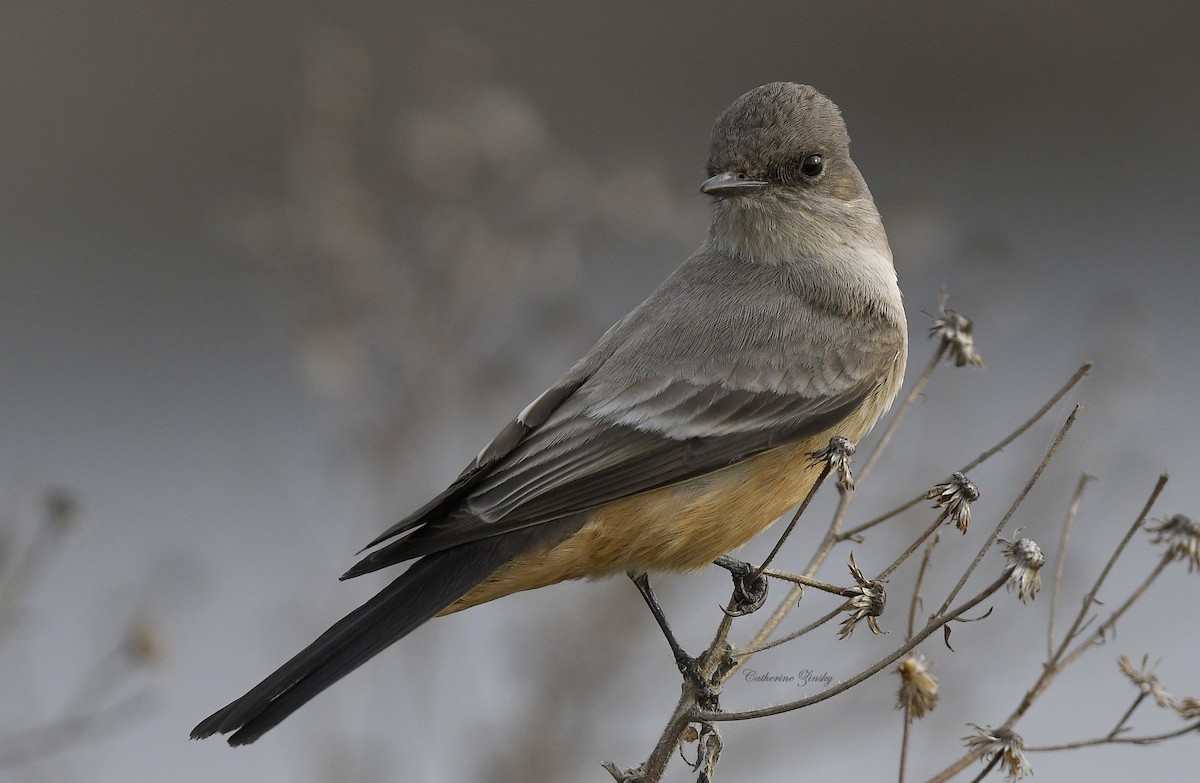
[{"left": 3, "top": 2, "right": 1198, "bottom": 781}]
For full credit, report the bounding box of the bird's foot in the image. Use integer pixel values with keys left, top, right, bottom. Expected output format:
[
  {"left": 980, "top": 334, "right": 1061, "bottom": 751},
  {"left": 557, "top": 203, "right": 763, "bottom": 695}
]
[{"left": 713, "top": 555, "right": 769, "bottom": 616}]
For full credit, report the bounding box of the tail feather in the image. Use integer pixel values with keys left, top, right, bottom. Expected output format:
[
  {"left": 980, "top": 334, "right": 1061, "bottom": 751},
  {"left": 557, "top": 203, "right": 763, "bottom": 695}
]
[{"left": 191, "top": 537, "right": 515, "bottom": 745}]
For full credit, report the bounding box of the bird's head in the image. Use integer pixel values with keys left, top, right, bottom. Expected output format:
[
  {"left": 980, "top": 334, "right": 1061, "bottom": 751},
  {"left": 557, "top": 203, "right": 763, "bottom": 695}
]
[{"left": 702, "top": 82, "right": 887, "bottom": 263}]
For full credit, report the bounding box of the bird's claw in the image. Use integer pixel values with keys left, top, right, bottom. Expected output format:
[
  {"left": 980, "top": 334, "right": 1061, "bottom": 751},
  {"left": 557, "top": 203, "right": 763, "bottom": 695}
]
[{"left": 713, "top": 555, "right": 769, "bottom": 616}]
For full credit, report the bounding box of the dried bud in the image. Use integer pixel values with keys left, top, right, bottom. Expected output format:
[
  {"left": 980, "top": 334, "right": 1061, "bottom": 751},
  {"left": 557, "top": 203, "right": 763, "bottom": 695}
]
[
  {"left": 928, "top": 298, "right": 985, "bottom": 367},
  {"left": 926, "top": 472, "right": 980, "bottom": 533},
  {"left": 896, "top": 654, "right": 939, "bottom": 718},
  {"left": 964, "top": 724, "right": 1031, "bottom": 780},
  {"left": 809, "top": 435, "right": 856, "bottom": 491},
  {"left": 839, "top": 553, "right": 886, "bottom": 638},
  {"left": 1147, "top": 514, "right": 1200, "bottom": 572},
  {"left": 1118, "top": 654, "right": 1174, "bottom": 709},
  {"left": 1175, "top": 696, "right": 1200, "bottom": 720},
  {"left": 1000, "top": 536, "right": 1045, "bottom": 603}
]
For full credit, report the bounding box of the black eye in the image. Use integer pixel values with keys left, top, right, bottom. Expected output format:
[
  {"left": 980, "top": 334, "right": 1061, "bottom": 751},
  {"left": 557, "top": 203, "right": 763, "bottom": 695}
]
[{"left": 800, "top": 153, "right": 824, "bottom": 178}]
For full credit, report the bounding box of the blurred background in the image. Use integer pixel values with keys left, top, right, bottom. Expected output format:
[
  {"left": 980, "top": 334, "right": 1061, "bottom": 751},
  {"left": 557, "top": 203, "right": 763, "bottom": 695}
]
[{"left": 2, "top": 2, "right": 1198, "bottom": 781}]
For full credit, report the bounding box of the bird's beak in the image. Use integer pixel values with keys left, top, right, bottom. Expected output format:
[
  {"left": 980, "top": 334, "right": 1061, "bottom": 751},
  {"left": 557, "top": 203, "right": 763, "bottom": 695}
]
[{"left": 700, "top": 171, "right": 770, "bottom": 196}]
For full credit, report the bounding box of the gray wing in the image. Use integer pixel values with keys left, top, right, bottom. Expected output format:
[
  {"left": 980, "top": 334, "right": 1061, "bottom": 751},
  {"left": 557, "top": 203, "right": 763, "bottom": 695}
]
[{"left": 347, "top": 252, "right": 905, "bottom": 575}]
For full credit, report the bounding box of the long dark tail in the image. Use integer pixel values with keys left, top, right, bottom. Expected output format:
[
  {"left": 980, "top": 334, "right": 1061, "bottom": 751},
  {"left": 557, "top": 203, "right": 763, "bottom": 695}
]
[{"left": 191, "top": 538, "right": 513, "bottom": 745}]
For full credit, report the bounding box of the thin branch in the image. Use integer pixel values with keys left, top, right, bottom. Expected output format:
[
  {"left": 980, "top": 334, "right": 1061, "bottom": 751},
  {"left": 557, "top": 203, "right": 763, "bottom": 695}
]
[
  {"left": 1050, "top": 474, "right": 1168, "bottom": 671},
  {"left": 965, "top": 753, "right": 1002, "bottom": 783},
  {"left": 880, "top": 510, "right": 951, "bottom": 583},
  {"left": 859, "top": 343, "right": 945, "bottom": 484},
  {"left": 701, "top": 575, "right": 1007, "bottom": 722},
  {"left": 1056, "top": 553, "right": 1172, "bottom": 673},
  {"left": 1048, "top": 473, "right": 1094, "bottom": 657},
  {"left": 909, "top": 534, "right": 939, "bottom": 639},
  {"left": 758, "top": 568, "right": 853, "bottom": 596},
  {"left": 935, "top": 406, "right": 1079, "bottom": 616},
  {"left": 753, "top": 461, "right": 832, "bottom": 579},
  {"left": 735, "top": 605, "right": 843, "bottom": 657},
  {"left": 843, "top": 362, "right": 1091, "bottom": 541},
  {"left": 736, "top": 340, "right": 955, "bottom": 654},
  {"left": 1107, "top": 693, "right": 1148, "bottom": 740},
  {"left": 1025, "top": 720, "right": 1200, "bottom": 751},
  {"left": 927, "top": 477, "right": 1171, "bottom": 783}
]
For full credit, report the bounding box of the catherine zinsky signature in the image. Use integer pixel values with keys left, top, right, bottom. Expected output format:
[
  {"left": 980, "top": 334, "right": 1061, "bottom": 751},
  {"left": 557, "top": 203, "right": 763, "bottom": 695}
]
[{"left": 742, "top": 669, "right": 836, "bottom": 688}]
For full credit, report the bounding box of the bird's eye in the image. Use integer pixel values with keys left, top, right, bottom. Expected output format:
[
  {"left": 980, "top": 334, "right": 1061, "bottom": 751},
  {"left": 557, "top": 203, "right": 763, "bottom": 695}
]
[{"left": 800, "top": 153, "right": 824, "bottom": 178}]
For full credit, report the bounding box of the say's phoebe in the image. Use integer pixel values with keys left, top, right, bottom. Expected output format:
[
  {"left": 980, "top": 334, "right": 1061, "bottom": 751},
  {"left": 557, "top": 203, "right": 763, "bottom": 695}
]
[{"left": 193, "top": 82, "right": 907, "bottom": 745}]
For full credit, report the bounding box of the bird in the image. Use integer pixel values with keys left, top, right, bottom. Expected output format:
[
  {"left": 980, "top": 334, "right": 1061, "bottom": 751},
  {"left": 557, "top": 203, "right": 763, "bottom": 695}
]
[{"left": 192, "top": 81, "right": 907, "bottom": 746}]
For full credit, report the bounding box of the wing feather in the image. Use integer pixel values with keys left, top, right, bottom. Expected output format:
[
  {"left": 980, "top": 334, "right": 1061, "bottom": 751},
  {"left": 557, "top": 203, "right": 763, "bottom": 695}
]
[{"left": 347, "top": 251, "right": 906, "bottom": 576}]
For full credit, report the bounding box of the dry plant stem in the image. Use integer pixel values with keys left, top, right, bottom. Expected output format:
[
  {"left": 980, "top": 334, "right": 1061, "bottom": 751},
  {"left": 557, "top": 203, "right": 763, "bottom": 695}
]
[
  {"left": 842, "top": 362, "right": 1092, "bottom": 541},
  {"left": 899, "top": 534, "right": 937, "bottom": 783},
  {"left": 1056, "top": 552, "right": 1171, "bottom": 672},
  {"left": 1024, "top": 720, "right": 1200, "bottom": 752},
  {"left": 736, "top": 605, "right": 843, "bottom": 656},
  {"left": 753, "top": 462, "right": 833, "bottom": 579},
  {"left": 923, "top": 475, "right": 1170, "bottom": 783},
  {"left": 1049, "top": 473, "right": 1168, "bottom": 666},
  {"left": 759, "top": 568, "right": 852, "bottom": 596},
  {"left": 639, "top": 361, "right": 1092, "bottom": 782},
  {"left": 740, "top": 509, "right": 949, "bottom": 657},
  {"left": 909, "top": 535, "right": 939, "bottom": 638},
  {"left": 699, "top": 575, "right": 1007, "bottom": 722},
  {"left": 899, "top": 705, "right": 914, "bottom": 783},
  {"left": 965, "top": 754, "right": 1002, "bottom": 783},
  {"left": 637, "top": 591, "right": 745, "bottom": 782},
  {"left": 934, "top": 406, "right": 1079, "bottom": 617},
  {"left": 859, "top": 343, "right": 946, "bottom": 483},
  {"left": 1048, "top": 473, "right": 1094, "bottom": 658},
  {"left": 880, "top": 509, "right": 951, "bottom": 582},
  {"left": 734, "top": 506, "right": 960, "bottom": 662},
  {"left": 735, "top": 341, "right": 957, "bottom": 661},
  {"left": 1108, "top": 693, "right": 1148, "bottom": 739}
]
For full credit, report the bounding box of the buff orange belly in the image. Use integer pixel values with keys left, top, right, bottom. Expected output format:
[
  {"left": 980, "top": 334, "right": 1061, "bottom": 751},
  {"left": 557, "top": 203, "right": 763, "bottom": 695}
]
[{"left": 443, "top": 431, "right": 839, "bottom": 614}]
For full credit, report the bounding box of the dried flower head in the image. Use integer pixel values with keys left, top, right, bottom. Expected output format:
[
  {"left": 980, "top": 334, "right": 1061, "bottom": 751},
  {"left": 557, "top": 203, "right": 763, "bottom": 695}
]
[
  {"left": 809, "top": 435, "right": 856, "bottom": 491},
  {"left": 964, "top": 724, "right": 1031, "bottom": 780},
  {"left": 1147, "top": 514, "right": 1200, "bottom": 572},
  {"left": 928, "top": 298, "right": 985, "bottom": 368},
  {"left": 896, "top": 654, "right": 939, "bottom": 718},
  {"left": 839, "top": 552, "right": 886, "bottom": 638},
  {"left": 1175, "top": 696, "right": 1200, "bottom": 720},
  {"left": 1000, "top": 535, "right": 1045, "bottom": 603},
  {"left": 926, "top": 472, "right": 980, "bottom": 533},
  {"left": 1118, "top": 655, "right": 1174, "bottom": 709}
]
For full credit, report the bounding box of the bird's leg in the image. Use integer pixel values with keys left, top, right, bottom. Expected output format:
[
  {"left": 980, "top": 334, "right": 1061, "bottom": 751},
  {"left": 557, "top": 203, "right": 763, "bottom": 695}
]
[
  {"left": 627, "top": 571, "right": 717, "bottom": 704},
  {"left": 712, "top": 554, "right": 769, "bottom": 616}
]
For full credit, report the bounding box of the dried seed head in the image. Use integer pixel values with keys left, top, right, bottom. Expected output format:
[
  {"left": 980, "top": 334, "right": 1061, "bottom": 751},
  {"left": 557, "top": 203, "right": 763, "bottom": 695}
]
[
  {"left": 1147, "top": 514, "right": 1200, "bottom": 572},
  {"left": 896, "top": 654, "right": 939, "bottom": 718},
  {"left": 964, "top": 724, "right": 1031, "bottom": 780},
  {"left": 926, "top": 472, "right": 980, "bottom": 533},
  {"left": 809, "top": 435, "right": 856, "bottom": 491},
  {"left": 1000, "top": 536, "right": 1045, "bottom": 603},
  {"left": 839, "top": 552, "right": 886, "bottom": 638},
  {"left": 1174, "top": 696, "right": 1200, "bottom": 720},
  {"left": 1118, "top": 654, "right": 1174, "bottom": 709},
  {"left": 928, "top": 298, "right": 985, "bottom": 368}
]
